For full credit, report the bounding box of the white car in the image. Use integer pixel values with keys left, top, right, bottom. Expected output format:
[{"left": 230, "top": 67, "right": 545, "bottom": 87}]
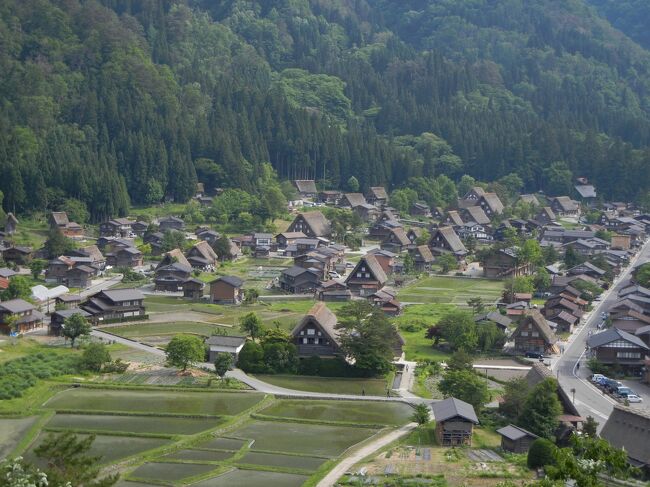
[
  {"left": 591, "top": 374, "right": 607, "bottom": 383},
  {"left": 626, "top": 394, "right": 643, "bottom": 403}
]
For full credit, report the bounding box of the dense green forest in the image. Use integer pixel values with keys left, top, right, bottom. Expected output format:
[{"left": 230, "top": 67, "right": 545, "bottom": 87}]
[
  {"left": 587, "top": 0, "right": 650, "bottom": 50},
  {"left": 1, "top": 0, "right": 650, "bottom": 221}
]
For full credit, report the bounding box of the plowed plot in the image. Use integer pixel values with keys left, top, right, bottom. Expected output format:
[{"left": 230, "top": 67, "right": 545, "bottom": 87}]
[
  {"left": 45, "top": 389, "right": 262, "bottom": 416},
  {"left": 190, "top": 468, "right": 309, "bottom": 487},
  {"left": 47, "top": 414, "right": 219, "bottom": 435},
  {"left": 26, "top": 433, "right": 169, "bottom": 465},
  {"left": 162, "top": 449, "right": 234, "bottom": 462},
  {"left": 261, "top": 399, "right": 413, "bottom": 425},
  {"left": 238, "top": 451, "right": 326, "bottom": 471},
  {"left": 233, "top": 421, "right": 377, "bottom": 457},
  {"left": 129, "top": 462, "right": 219, "bottom": 483}
]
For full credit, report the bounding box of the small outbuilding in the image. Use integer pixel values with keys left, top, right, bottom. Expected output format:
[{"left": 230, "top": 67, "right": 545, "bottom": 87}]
[
  {"left": 496, "top": 424, "right": 539, "bottom": 453},
  {"left": 206, "top": 335, "right": 247, "bottom": 363},
  {"left": 431, "top": 397, "right": 479, "bottom": 447}
]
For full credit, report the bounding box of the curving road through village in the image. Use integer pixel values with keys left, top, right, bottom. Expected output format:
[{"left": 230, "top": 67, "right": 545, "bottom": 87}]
[{"left": 552, "top": 237, "right": 650, "bottom": 426}]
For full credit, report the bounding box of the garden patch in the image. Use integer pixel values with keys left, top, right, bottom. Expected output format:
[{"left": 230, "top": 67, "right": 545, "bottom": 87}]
[{"left": 189, "top": 468, "right": 310, "bottom": 487}]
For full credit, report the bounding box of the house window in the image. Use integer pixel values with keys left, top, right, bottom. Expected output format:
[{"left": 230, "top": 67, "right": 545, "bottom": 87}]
[
  {"left": 307, "top": 328, "right": 315, "bottom": 336},
  {"left": 365, "top": 273, "right": 370, "bottom": 278},
  {"left": 302, "top": 338, "right": 308, "bottom": 344},
  {"left": 521, "top": 331, "right": 528, "bottom": 337},
  {"left": 616, "top": 352, "right": 641, "bottom": 359},
  {"left": 356, "top": 272, "right": 362, "bottom": 278},
  {"left": 532, "top": 332, "right": 539, "bottom": 337}
]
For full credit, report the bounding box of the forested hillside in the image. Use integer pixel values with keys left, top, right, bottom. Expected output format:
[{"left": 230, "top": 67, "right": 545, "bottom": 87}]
[
  {"left": 587, "top": 0, "right": 650, "bottom": 50},
  {"left": 1, "top": 0, "right": 650, "bottom": 220}
]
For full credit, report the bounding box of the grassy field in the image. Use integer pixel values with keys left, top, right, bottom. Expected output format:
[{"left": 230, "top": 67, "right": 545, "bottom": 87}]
[
  {"left": 44, "top": 389, "right": 263, "bottom": 416},
  {"left": 0, "top": 416, "right": 38, "bottom": 459},
  {"left": 253, "top": 374, "right": 389, "bottom": 396},
  {"left": 190, "top": 469, "right": 309, "bottom": 487},
  {"left": 397, "top": 276, "right": 503, "bottom": 306},
  {"left": 393, "top": 303, "right": 456, "bottom": 362},
  {"left": 46, "top": 413, "right": 222, "bottom": 435},
  {"left": 232, "top": 420, "right": 378, "bottom": 457},
  {"left": 260, "top": 399, "right": 414, "bottom": 426}
]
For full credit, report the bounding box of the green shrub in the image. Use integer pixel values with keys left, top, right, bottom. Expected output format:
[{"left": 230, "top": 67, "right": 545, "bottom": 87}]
[{"left": 527, "top": 438, "right": 557, "bottom": 469}]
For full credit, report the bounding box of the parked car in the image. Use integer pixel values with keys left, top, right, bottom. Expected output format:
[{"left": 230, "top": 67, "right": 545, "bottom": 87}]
[
  {"left": 593, "top": 376, "right": 609, "bottom": 386},
  {"left": 603, "top": 379, "right": 623, "bottom": 392},
  {"left": 524, "top": 351, "right": 544, "bottom": 359},
  {"left": 591, "top": 374, "right": 607, "bottom": 383},
  {"left": 626, "top": 394, "right": 643, "bottom": 403},
  {"left": 615, "top": 386, "right": 634, "bottom": 398}
]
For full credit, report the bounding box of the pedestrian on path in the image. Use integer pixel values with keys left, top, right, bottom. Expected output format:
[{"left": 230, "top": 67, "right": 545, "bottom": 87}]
[
  {"left": 386, "top": 389, "right": 390, "bottom": 398},
  {"left": 362, "top": 388, "right": 365, "bottom": 396}
]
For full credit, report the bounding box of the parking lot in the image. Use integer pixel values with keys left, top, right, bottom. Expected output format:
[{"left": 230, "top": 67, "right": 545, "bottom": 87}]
[{"left": 589, "top": 373, "right": 649, "bottom": 411}]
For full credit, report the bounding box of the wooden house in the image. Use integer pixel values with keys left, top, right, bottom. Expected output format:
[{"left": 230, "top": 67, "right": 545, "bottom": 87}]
[
  {"left": 81, "top": 289, "right": 145, "bottom": 322},
  {"left": 409, "top": 245, "right": 434, "bottom": 271},
  {"left": 275, "top": 232, "right": 307, "bottom": 249},
  {"left": 154, "top": 262, "right": 192, "bottom": 292},
  {"left": 340, "top": 193, "right": 367, "bottom": 209},
  {"left": 496, "top": 425, "right": 539, "bottom": 453},
  {"left": 49, "top": 309, "right": 91, "bottom": 336},
  {"left": 49, "top": 211, "right": 83, "bottom": 238},
  {"left": 381, "top": 227, "right": 411, "bottom": 253},
  {"left": 354, "top": 203, "right": 381, "bottom": 222},
  {"left": 186, "top": 241, "right": 218, "bottom": 271},
  {"left": 0, "top": 299, "right": 45, "bottom": 334},
  {"left": 428, "top": 227, "right": 467, "bottom": 258},
  {"left": 550, "top": 196, "right": 580, "bottom": 217},
  {"left": 445, "top": 210, "right": 464, "bottom": 227},
  {"left": 512, "top": 311, "right": 558, "bottom": 355},
  {"left": 410, "top": 202, "right": 431, "bottom": 217},
  {"left": 182, "top": 278, "right": 205, "bottom": 300},
  {"left": 158, "top": 216, "right": 185, "bottom": 232},
  {"left": 366, "top": 187, "right": 388, "bottom": 207},
  {"left": 287, "top": 211, "right": 331, "bottom": 238},
  {"left": 209, "top": 276, "right": 244, "bottom": 304},
  {"left": 345, "top": 254, "right": 388, "bottom": 297},
  {"left": 519, "top": 194, "right": 540, "bottom": 207},
  {"left": 291, "top": 302, "right": 341, "bottom": 357},
  {"left": 601, "top": 406, "right": 650, "bottom": 476},
  {"left": 482, "top": 248, "right": 533, "bottom": 279},
  {"left": 368, "top": 249, "right": 397, "bottom": 275},
  {"left": 106, "top": 247, "right": 143, "bottom": 268},
  {"left": 293, "top": 180, "right": 318, "bottom": 198},
  {"left": 280, "top": 266, "right": 321, "bottom": 294},
  {"left": 2, "top": 246, "right": 33, "bottom": 264},
  {"left": 55, "top": 294, "right": 81, "bottom": 309},
  {"left": 477, "top": 193, "right": 504, "bottom": 216},
  {"left": 317, "top": 280, "right": 351, "bottom": 302},
  {"left": 432, "top": 397, "right": 479, "bottom": 447},
  {"left": 100, "top": 218, "right": 134, "bottom": 237},
  {"left": 535, "top": 206, "right": 556, "bottom": 225},
  {"left": 461, "top": 206, "right": 491, "bottom": 226},
  {"left": 318, "top": 190, "right": 342, "bottom": 205},
  {"left": 587, "top": 328, "right": 649, "bottom": 374}
]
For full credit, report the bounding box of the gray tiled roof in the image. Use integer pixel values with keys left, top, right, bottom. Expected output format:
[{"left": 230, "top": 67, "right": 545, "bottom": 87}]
[
  {"left": 587, "top": 327, "right": 649, "bottom": 350},
  {"left": 496, "top": 424, "right": 538, "bottom": 441},
  {"left": 432, "top": 397, "right": 479, "bottom": 424}
]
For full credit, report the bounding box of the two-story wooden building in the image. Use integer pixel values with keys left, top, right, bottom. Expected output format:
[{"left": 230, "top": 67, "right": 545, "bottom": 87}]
[
  {"left": 432, "top": 397, "right": 480, "bottom": 447},
  {"left": 345, "top": 255, "right": 387, "bottom": 297},
  {"left": 0, "top": 299, "right": 45, "bottom": 334},
  {"left": 511, "top": 311, "right": 558, "bottom": 355},
  {"left": 209, "top": 276, "right": 244, "bottom": 304},
  {"left": 587, "top": 327, "right": 649, "bottom": 374},
  {"left": 81, "top": 289, "right": 145, "bottom": 322},
  {"left": 287, "top": 211, "right": 331, "bottom": 239}
]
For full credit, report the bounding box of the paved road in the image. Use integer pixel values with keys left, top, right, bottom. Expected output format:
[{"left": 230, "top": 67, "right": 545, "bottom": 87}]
[
  {"left": 316, "top": 423, "right": 418, "bottom": 487},
  {"left": 80, "top": 275, "right": 123, "bottom": 298},
  {"left": 553, "top": 239, "right": 650, "bottom": 425}
]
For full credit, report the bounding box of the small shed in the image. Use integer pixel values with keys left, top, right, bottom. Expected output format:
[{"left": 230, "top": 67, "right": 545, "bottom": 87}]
[
  {"left": 182, "top": 278, "right": 205, "bottom": 300},
  {"left": 432, "top": 397, "right": 479, "bottom": 447},
  {"left": 206, "top": 335, "right": 247, "bottom": 363},
  {"left": 496, "top": 424, "right": 539, "bottom": 453}
]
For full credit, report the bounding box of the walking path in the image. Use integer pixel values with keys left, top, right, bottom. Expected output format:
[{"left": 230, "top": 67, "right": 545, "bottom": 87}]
[
  {"left": 316, "top": 423, "right": 417, "bottom": 487},
  {"left": 92, "top": 328, "right": 429, "bottom": 404}
]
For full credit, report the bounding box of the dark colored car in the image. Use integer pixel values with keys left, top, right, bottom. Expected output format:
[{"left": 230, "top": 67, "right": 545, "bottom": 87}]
[{"left": 525, "top": 351, "right": 544, "bottom": 359}]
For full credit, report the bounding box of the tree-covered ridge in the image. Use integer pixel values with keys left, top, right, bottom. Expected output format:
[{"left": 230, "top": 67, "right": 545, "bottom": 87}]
[
  {"left": 2, "top": 0, "right": 650, "bottom": 220},
  {"left": 587, "top": 0, "right": 650, "bottom": 51}
]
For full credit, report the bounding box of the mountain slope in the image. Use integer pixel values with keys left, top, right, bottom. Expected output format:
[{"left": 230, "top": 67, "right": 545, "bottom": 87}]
[
  {"left": 1, "top": 0, "right": 650, "bottom": 220},
  {"left": 586, "top": 0, "right": 650, "bottom": 50}
]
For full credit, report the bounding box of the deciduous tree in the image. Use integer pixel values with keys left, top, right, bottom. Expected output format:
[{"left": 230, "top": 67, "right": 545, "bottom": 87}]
[
  {"left": 62, "top": 313, "right": 92, "bottom": 348},
  {"left": 165, "top": 335, "right": 205, "bottom": 371}
]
